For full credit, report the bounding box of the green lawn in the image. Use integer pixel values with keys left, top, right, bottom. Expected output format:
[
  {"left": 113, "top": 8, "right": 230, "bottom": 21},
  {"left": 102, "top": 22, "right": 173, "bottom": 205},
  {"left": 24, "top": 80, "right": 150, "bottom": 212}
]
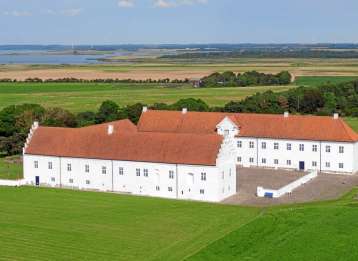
[
  {"left": 0, "top": 82, "right": 294, "bottom": 112},
  {"left": 0, "top": 187, "right": 357, "bottom": 260},
  {"left": 0, "top": 187, "right": 259, "bottom": 261},
  {"left": 188, "top": 189, "right": 358, "bottom": 261},
  {"left": 0, "top": 157, "right": 23, "bottom": 180},
  {"left": 295, "top": 76, "right": 358, "bottom": 86}
]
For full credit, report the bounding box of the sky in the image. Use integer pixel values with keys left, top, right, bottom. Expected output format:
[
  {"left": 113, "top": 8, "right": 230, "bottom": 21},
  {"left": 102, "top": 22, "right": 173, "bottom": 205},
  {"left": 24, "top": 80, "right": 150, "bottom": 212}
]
[{"left": 1, "top": 0, "right": 358, "bottom": 44}]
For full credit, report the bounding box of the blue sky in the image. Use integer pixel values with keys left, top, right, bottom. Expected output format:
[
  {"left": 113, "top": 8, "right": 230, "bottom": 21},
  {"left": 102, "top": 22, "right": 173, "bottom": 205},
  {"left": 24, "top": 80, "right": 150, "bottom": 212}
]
[{"left": 1, "top": 0, "right": 358, "bottom": 44}]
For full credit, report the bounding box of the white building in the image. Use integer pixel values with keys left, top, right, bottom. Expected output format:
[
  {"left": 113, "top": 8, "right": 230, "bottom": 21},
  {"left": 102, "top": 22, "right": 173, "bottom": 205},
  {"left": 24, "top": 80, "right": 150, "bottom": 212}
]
[
  {"left": 137, "top": 110, "right": 358, "bottom": 175},
  {"left": 23, "top": 108, "right": 358, "bottom": 203},
  {"left": 23, "top": 117, "right": 237, "bottom": 202}
]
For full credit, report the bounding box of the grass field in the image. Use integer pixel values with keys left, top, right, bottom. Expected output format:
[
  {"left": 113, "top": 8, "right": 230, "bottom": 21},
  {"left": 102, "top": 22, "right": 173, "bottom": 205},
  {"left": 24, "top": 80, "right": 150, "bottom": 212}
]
[
  {"left": 0, "top": 187, "right": 259, "bottom": 261},
  {"left": 0, "top": 157, "right": 23, "bottom": 180},
  {"left": 0, "top": 187, "right": 357, "bottom": 260},
  {"left": 0, "top": 82, "right": 294, "bottom": 112},
  {"left": 295, "top": 76, "right": 358, "bottom": 86},
  {"left": 189, "top": 189, "right": 358, "bottom": 261}
]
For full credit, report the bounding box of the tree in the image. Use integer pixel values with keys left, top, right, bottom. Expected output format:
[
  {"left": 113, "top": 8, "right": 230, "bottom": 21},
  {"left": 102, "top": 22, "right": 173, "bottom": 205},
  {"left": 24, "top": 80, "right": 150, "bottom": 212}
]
[
  {"left": 125, "top": 103, "right": 145, "bottom": 124},
  {"left": 77, "top": 111, "right": 96, "bottom": 127},
  {"left": 171, "top": 98, "right": 209, "bottom": 112},
  {"left": 95, "top": 100, "right": 119, "bottom": 124},
  {"left": 276, "top": 71, "right": 292, "bottom": 84},
  {"left": 43, "top": 108, "right": 77, "bottom": 127},
  {"left": 301, "top": 89, "right": 324, "bottom": 113}
]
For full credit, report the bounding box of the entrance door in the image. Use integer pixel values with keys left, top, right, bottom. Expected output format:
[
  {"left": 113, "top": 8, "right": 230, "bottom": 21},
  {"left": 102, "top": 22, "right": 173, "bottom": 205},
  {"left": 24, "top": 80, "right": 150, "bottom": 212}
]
[
  {"left": 299, "top": 161, "right": 305, "bottom": 171},
  {"left": 184, "top": 173, "right": 194, "bottom": 199},
  {"left": 35, "top": 176, "right": 40, "bottom": 186}
]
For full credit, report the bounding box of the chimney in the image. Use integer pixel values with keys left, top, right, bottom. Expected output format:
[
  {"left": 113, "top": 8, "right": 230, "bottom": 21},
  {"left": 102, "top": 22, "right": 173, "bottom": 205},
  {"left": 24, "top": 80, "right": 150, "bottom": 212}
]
[
  {"left": 33, "top": 121, "right": 39, "bottom": 129},
  {"left": 182, "top": 108, "right": 188, "bottom": 114},
  {"left": 284, "top": 112, "right": 289, "bottom": 118},
  {"left": 333, "top": 113, "right": 339, "bottom": 120},
  {"left": 107, "top": 124, "right": 114, "bottom": 135},
  {"left": 142, "top": 106, "right": 148, "bottom": 113}
]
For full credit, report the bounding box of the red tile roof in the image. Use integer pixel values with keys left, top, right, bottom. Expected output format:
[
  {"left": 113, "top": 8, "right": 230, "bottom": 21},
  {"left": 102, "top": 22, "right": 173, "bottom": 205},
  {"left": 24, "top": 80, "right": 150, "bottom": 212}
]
[
  {"left": 25, "top": 120, "right": 222, "bottom": 166},
  {"left": 138, "top": 110, "right": 358, "bottom": 142}
]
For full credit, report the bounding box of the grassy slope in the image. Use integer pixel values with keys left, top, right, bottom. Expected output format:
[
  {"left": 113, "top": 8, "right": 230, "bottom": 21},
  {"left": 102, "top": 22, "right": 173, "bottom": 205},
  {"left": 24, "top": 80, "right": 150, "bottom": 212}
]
[
  {"left": 0, "top": 157, "right": 23, "bottom": 180},
  {"left": 0, "top": 187, "right": 259, "bottom": 261},
  {"left": 188, "top": 189, "right": 358, "bottom": 261},
  {"left": 0, "top": 83, "right": 294, "bottom": 112}
]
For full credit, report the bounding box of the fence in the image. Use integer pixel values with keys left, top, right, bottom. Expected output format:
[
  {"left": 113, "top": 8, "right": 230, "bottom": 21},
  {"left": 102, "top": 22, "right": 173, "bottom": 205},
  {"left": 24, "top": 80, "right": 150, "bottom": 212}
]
[
  {"left": 257, "top": 170, "right": 318, "bottom": 198},
  {"left": 0, "top": 179, "right": 27, "bottom": 187}
]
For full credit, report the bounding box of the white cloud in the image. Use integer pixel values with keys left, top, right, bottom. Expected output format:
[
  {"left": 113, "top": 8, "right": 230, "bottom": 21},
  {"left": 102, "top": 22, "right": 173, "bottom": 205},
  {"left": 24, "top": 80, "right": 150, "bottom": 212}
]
[
  {"left": 3, "top": 10, "right": 32, "bottom": 17},
  {"left": 118, "top": 0, "right": 135, "bottom": 8},
  {"left": 153, "top": 0, "right": 208, "bottom": 8},
  {"left": 61, "top": 8, "right": 83, "bottom": 17}
]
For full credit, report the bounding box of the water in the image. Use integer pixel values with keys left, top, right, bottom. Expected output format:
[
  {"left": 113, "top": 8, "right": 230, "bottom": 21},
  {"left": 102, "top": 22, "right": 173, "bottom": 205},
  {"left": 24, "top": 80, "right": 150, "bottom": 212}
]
[{"left": 0, "top": 51, "right": 111, "bottom": 64}]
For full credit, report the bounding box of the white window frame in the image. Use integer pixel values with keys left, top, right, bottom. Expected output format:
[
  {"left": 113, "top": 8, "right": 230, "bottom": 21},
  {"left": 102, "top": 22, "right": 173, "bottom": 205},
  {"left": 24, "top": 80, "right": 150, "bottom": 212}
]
[
  {"left": 312, "top": 145, "right": 318, "bottom": 152},
  {"left": 249, "top": 141, "right": 255, "bottom": 149},
  {"left": 287, "top": 143, "right": 292, "bottom": 151},
  {"left": 237, "top": 141, "right": 242, "bottom": 148},
  {"left": 136, "top": 168, "right": 141, "bottom": 176},
  {"left": 48, "top": 162, "right": 52, "bottom": 170},
  {"left": 339, "top": 146, "right": 344, "bottom": 154},
  {"left": 102, "top": 166, "right": 107, "bottom": 175},
  {"left": 274, "top": 143, "right": 279, "bottom": 150},
  {"left": 201, "top": 172, "right": 207, "bottom": 181},
  {"left": 299, "top": 144, "right": 304, "bottom": 152},
  {"left": 119, "top": 167, "right": 124, "bottom": 175},
  {"left": 169, "top": 170, "right": 174, "bottom": 179},
  {"left": 67, "top": 163, "right": 72, "bottom": 172},
  {"left": 34, "top": 161, "right": 38, "bottom": 169},
  {"left": 144, "top": 169, "right": 149, "bottom": 177},
  {"left": 261, "top": 142, "right": 267, "bottom": 149},
  {"left": 326, "top": 146, "right": 331, "bottom": 153},
  {"left": 85, "top": 164, "right": 90, "bottom": 173}
]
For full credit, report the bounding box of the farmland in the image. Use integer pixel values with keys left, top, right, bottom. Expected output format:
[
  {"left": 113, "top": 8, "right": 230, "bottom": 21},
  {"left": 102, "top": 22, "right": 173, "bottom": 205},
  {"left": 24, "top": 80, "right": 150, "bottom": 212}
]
[
  {"left": 0, "top": 186, "right": 357, "bottom": 260},
  {"left": 2, "top": 58, "right": 358, "bottom": 81},
  {"left": 0, "top": 82, "right": 294, "bottom": 112}
]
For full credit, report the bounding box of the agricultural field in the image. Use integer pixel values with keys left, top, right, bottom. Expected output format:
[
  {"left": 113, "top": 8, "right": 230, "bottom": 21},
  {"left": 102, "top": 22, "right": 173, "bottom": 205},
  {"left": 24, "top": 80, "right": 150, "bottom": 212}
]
[
  {"left": 0, "top": 82, "right": 294, "bottom": 112},
  {"left": 294, "top": 76, "right": 358, "bottom": 86},
  {"left": 2, "top": 58, "right": 358, "bottom": 81},
  {"left": 0, "top": 186, "right": 357, "bottom": 260}
]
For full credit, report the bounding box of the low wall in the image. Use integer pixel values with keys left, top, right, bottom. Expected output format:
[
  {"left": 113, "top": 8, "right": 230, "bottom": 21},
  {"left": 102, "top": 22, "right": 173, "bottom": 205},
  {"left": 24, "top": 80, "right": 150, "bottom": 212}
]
[
  {"left": 257, "top": 170, "right": 318, "bottom": 198},
  {"left": 0, "top": 179, "right": 27, "bottom": 187}
]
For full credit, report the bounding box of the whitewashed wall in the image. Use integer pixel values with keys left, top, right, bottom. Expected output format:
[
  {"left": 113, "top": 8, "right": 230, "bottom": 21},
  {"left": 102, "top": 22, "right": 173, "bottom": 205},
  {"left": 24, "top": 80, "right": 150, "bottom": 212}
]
[
  {"left": 23, "top": 154, "right": 236, "bottom": 202},
  {"left": 236, "top": 137, "right": 356, "bottom": 174},
  {"left": 353, "top": 142, "right": 358, "bottom": 173}
]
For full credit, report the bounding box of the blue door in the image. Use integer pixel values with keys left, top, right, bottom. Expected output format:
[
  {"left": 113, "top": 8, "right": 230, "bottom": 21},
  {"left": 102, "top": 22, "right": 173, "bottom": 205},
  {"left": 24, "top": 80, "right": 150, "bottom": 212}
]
[
  {"left": 299, "top": 161, "right": 305, "bottom": 171},
  {"left": 35, "top": 176, "right": 40, "bottom": 186}
]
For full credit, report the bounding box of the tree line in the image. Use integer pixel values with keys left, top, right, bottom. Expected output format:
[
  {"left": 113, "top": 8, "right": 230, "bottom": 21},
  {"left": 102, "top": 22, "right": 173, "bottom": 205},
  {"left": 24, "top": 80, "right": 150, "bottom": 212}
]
[
  {"left": 1, "top": 79, "right": 357, "bottom": 156},
  {"left": 200, "top": 71, "right": 292, "bottom": 87}
]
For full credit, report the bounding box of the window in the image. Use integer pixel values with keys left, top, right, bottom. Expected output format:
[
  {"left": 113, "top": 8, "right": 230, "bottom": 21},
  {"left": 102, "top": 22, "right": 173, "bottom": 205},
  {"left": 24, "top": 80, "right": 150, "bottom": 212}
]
[
  {"left": 86, "top": 180, "right": 90, "bottom": 185},
  {"left": 201, "top": 172, "right": 207, "bottom": 181},
  {"left": 200, "top": 189, "right": 205, "bottom": 195},
  {"left": 169, "top": 170, "right": 174, "bottom": 179},
  {"left": 249, "top": 141, "right": 255, "bottom": 149},
  {"left": 326, "top": 146, "right": 331, "bottom": 153},
  {"left": 48, "top": 162, "right": 52, "bottom": 170},
  {"left": 69, "top": 179, "right": 73, "bottom": 184},
  {"left": 102, "top": 166, "right": 107, "bottom": 175},
  {"left": 224, "top": 130, "right": 230, "bottom": 136},
  {"left": 312, "top": 145, "right": 318, "bottom": 152},
  {"left": 339, "top": 146, "right": 344, "bottom": 154},
  {"left": 51, "top": 177, "right": 55, "bottom": 182},
  {"left": 312, "top": 161, "right": 317, "bottom": 167},
  {"left": 34, "top": 161, "right": 38, "bottom": 169},
  {"left": 262, "top": 158, "right": 266, "bottom": 164},
  {"left": 119, "top": 167, "right": 124, "bottom": 175},
  {"left": 67, "top": 163, "right": 72, "bottom": 172},
  {"left": 249, "top": 157, "right": 254, "bottom": 163},
  {"left": 274, "top": 143, "right": 279, "bottom": 150},
  {"left": 144, "top": 169, "right": 149, "bottom": 177},
  {"left": 287, "top": 143, "right": 292, "bottom": 151},
  {"left": 287, "top": 160, "right": 291, "bottom": 166},
  {"left": 222, "top": 171, "right": 224, "bottom": 179},
  {"left": 156, "top": 186, "right": 160, "bottom": 191},
  {"left": 339, "top": 163, "right": 344, "bottom": 169},
  {"left": 299, "top": 144, "right": 304, "bottom": 151},
  {"left": 274, "top": 159, "right": 279, "bottom": 165},
  {"left": 136, "top": 168, "right": 140, "bottom": 176},
  {"left": 237, "top": 157, "right": 242, "bottom": 163},
  {"left": 85, "top": 164, "right": 90, "bottom": 173},
  {"left": 326, "top": 162, "right": 331, "bottom": 168},
  {"left": 261, "top": 142, "right": 267, "bottom": 149},
  {"left": 168, "top": 187, "right": 173, "bottom": 192},
  {"left": 237, "top": 141, "right": 242, "bottom": 148}
]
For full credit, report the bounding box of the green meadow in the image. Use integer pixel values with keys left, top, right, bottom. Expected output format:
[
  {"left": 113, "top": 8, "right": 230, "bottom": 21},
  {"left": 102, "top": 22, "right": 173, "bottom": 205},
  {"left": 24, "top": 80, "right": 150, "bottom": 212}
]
[
  {"left": 0, "top": 82, "right": 294, "bottom": 112},
  {"left": 0, "top": 187, "right": 357, "bottom": 260}
]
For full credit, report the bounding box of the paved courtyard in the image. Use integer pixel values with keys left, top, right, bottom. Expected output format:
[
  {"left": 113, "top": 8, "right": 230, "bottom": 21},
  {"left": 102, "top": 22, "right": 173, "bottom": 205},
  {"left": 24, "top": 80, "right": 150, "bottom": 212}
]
[{"left": 223, "top": 167, "right": 358, "bottom": 206}]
